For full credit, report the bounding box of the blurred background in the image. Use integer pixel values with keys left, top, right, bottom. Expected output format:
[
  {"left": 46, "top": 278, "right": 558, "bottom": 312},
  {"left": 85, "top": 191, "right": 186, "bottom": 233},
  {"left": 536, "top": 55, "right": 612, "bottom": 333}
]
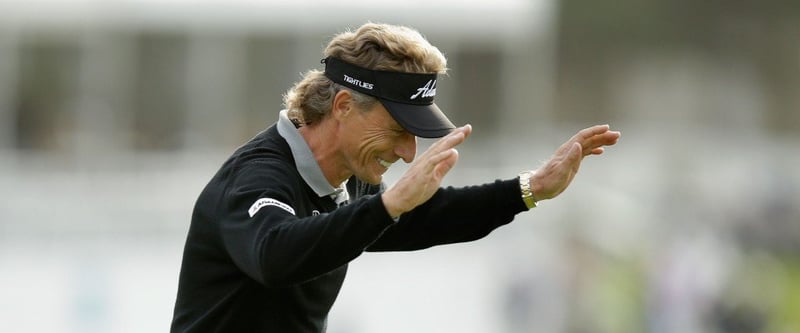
[{"left": 1, "top": 0, "right": 799, "bottom": 332}]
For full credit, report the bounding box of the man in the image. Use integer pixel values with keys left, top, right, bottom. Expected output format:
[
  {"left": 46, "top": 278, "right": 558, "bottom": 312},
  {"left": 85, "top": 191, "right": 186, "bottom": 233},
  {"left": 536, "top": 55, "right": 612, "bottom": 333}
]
[{"left": 171, "top": 23, "right": 620, "bottom": 332}]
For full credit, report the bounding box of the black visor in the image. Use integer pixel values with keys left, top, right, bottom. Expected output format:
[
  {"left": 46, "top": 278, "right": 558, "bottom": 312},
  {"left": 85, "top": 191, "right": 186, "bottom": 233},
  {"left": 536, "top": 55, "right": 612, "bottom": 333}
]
[{"left": 322, "top": 56, "right": 455, "bottom": 138}]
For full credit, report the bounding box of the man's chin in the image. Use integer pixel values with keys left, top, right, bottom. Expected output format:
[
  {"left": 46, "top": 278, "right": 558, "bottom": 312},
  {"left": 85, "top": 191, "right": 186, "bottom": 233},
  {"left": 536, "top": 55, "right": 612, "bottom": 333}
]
[
  {"left": 357, "top": 172, "right": 383, "bottom": 185},
  {"left": 364, "top": 176, "right": 383, "bottom": 185}
]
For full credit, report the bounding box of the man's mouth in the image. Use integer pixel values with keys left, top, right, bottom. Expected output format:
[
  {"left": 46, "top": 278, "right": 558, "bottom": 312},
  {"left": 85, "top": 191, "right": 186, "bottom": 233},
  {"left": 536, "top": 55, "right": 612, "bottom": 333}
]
[{"left": 378, "top": 158, "right": 393, "bottom": 169}]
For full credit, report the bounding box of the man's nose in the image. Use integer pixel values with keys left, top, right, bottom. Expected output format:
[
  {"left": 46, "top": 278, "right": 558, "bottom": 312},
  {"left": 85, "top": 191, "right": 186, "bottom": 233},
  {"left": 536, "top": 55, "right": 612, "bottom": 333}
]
[{"left": 395, "top": 132, "right": 417, "bottom": 163}]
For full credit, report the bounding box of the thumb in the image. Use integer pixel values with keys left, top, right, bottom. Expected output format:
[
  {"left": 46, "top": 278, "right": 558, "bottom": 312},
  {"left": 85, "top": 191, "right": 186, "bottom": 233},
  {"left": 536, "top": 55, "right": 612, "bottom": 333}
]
[
  {"left": 565, "top": 142, "right": 582, "bottom": 165},
  {"left": 570, "top": 142, "right": 582, "bottom": 156}
]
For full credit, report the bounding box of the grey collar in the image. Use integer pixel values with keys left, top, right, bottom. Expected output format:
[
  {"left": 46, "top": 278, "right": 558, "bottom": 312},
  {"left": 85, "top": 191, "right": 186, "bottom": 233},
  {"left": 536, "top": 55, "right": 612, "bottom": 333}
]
[{"left": 277, "top": 110, "right": 346, "bottom": 199}]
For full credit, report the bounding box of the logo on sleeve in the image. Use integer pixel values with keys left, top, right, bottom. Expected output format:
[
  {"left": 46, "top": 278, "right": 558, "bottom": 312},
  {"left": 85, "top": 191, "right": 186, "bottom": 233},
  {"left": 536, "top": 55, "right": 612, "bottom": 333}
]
[{"left": 248, "top": 198, "right": 295, "bottom": 217}]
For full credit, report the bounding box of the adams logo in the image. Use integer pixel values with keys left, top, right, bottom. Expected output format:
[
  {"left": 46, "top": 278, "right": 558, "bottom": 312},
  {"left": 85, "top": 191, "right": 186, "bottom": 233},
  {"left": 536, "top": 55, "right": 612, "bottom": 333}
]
[
  {"left": 248, "top": 198, "right": 295, "bottom": 217},
  {"left": 410, "top": 80, "right": 436, "bottom": 99}
]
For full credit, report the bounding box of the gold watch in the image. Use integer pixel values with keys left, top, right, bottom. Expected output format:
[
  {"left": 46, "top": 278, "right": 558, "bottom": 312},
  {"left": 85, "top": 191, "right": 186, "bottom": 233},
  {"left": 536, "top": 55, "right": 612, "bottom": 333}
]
[{"left": 519, "top": 171, "right": 537, "bottom": 209}]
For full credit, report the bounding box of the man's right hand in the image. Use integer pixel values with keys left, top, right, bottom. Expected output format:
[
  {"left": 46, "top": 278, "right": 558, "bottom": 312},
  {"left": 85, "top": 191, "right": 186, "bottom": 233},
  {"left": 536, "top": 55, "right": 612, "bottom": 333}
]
[{"left": 381, "top": 125, "right": 472, "bottom": 218}]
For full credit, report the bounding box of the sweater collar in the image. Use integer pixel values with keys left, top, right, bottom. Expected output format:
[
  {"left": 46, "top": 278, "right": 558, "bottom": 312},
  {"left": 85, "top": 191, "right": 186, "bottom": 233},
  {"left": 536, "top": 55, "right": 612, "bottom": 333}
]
[{"left": 277, "top": 110, "right": 347, "bottom": 199}]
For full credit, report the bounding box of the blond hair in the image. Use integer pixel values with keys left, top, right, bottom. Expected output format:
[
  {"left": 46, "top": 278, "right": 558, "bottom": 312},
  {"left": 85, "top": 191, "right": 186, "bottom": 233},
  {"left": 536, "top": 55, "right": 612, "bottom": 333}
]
[{"left": 283, "top": 23, "right": 447, "bottom": 124}]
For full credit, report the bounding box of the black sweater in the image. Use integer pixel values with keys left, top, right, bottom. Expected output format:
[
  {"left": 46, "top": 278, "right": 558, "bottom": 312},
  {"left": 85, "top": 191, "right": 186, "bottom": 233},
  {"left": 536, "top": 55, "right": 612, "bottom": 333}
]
[{"left": 171, "top": 124, "right": 528, "bottom": 332}]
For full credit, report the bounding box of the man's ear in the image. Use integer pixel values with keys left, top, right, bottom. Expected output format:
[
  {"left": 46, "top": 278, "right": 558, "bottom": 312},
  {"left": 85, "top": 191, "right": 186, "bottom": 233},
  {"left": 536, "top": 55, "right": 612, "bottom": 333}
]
[{"left": 331, "top": 89, "right": 353, "bottom": 121}]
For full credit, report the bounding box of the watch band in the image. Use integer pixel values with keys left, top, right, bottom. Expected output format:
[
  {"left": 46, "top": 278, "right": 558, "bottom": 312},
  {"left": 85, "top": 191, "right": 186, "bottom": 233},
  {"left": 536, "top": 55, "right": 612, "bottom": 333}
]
[{"left": 519, "top": 171, "right": 537, "bottom": 209}]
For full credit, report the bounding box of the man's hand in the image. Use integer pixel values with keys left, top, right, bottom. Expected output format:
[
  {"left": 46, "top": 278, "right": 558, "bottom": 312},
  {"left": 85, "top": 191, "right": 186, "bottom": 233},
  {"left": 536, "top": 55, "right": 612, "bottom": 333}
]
[
  {"left": 530, "top": 124, "right": 621, "bottom": 201},
  {"left": 381, "top": 125, "right": 472, "bottom": 218}
]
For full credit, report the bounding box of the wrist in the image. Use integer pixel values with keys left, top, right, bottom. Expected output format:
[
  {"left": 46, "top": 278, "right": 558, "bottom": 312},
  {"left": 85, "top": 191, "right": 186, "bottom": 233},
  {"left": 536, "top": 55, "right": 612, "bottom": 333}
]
[
  {"left": 529, "top": 170, "right": 545, "bottom": 201},
  {"left": 380, "top": 192, "right": 405, "bottom": 219}
]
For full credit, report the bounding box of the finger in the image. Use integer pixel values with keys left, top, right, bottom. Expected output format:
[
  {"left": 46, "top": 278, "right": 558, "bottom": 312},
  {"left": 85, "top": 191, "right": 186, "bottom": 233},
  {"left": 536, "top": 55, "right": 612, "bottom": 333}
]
[
  {"left": 433, "top": 149, "right": 459, "bottom": 180},
  {"left": 558, "top": 125, "right": 607, "bottom": 156},
  {"left": 574, "top": 124, "right": 611, "bottom": 141},
  {"left": 588, "top": 147, "right": 604, "bottom": 156},
  {"left": 442, "top": 125, "right": 470, "bottom": 147},
  {"left": 421, "top": 126, "right": 469, "bottom": 158},
  {"left": 428, "top": 148, "right": 459, "bottom": 169},
  {"left": 427, "top": 127, "right": 464, "bottom": 152},
  {"left": 461, "top": 124, "right": 473, "bottom": 140},
  {"left": 594, "top": 130, "right": 620, "bottom": 145},
  {"left": 580, "top": 130, "right": 621, "bottom": 152}
]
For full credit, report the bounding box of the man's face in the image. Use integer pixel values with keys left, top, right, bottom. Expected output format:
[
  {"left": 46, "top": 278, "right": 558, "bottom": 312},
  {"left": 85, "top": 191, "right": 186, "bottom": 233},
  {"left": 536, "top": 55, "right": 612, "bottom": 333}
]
[{"left": 339, "top": 102, "right": 417, "bottom": 185}]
